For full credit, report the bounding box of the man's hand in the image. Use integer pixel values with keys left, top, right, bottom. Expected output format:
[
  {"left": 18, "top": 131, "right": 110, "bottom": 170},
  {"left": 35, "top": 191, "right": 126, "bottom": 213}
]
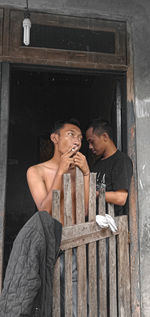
[
  {"left": 73, "top": 152, "right": 90, "bottom": 176},
  {"left": 58, "top": 148, "right": 75, "bottom": 175}
]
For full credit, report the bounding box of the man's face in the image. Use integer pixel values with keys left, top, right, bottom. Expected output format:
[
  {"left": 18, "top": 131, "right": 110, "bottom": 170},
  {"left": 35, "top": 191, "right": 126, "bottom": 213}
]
[
  {"left": 86, "top": 127, "right": 106, "bottom": 157},
  {"left": 57, "top": 123, "right": 82, "bottom": 154}
]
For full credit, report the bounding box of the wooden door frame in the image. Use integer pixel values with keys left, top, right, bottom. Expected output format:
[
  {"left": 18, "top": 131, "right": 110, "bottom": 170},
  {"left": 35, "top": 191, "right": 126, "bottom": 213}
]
[
  {"left": 0, "top": 62, "right": 10, "bottom": 290},
  {"left": 0, "top": 8, "right": 140, "bottom": 316},
  {"left": 126, "top": 22, "right": 140, "bottom": 316}
]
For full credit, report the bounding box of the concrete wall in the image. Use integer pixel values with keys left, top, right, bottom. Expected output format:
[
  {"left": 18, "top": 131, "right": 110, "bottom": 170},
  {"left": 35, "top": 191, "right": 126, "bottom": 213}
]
[{"left": 1, "top": 0, "right": 150, "bottom": 316}]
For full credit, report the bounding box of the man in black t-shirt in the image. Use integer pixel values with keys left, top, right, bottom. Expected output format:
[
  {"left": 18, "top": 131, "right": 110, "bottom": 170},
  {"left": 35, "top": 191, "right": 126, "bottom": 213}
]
[{"left": 86, "top": 118, "right": 133, "bottom": 216}]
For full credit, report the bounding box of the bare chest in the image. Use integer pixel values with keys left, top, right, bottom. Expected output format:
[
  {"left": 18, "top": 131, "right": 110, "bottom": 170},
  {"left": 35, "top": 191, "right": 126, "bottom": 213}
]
[{"left": 43, "top": 168, "right": 76, "bottom": 224}]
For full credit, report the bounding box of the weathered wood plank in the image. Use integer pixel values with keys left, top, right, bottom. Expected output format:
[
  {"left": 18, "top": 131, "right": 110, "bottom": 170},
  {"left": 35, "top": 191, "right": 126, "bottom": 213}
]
[
  {"left": 61, "top": 224, "right": 118, "bottom": 250},
  {"left": 52, "top": 190, "right": 61, "bottom": 317},
  {"left": 65, "top": 249, "right": 72, "bottom": 317},
  {"left": 117, "top": 215, "right": 131, "bottom": 317},
  {"left": 98, "top": 186, "right": 107, "bottom": 316},
  {"left": 88, "top": 242, "right": 97, "bottom": 317},
  {"left": 64, "top": 173, "right": 72, "bottom": 317},
  {"left": 108, "top": 203, "right": 117, "bottom": 317},
  {"left": 76, "top": 167, "right": 85, "bottom": 223},
  {"left": 64, "top": 173, "right": 72, "bottom": 226},
  {"left": 0, "top": 8, "right": 3, "bottom": 56},
  {"left": 62, "top": 221, "right": 116, "bottom": 242},
  {"left": 127, "top": 30, "right": 140, "bottom": 316},
  {"left": 76, "top": 167, "right": 87, "bottom": 317},
  {"left": 77, "top": 246, "right": 87, "bottom": 317},
  {"left": 0, "top": 62, "right": 10, "bottom": 292},
  {"left": 116, "top": 80, "right": 122, "bottom": 151},
  {"left": 2, "top": 8, "right": 9, "bottom": 56},
  {"left": 88, "top": 173, "right": 96, "bottom": 221},
  {"left": 88, "top": 173, "right": 97, "bottom": 317},
  {"left": 98, "top": 238, "right": 107, "bottom": 317},
  {"left": 52, "top": 190, "right": 60, "bottom": 220},
  {"left": 98, "top": 185, "right": 106, "bottom": 215},
  {"left": 52, "top": 258, "right": 61, "bottom": 317}
]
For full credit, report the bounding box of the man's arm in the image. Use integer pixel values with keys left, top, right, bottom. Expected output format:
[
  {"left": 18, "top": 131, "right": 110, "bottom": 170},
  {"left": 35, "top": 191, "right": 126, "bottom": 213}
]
[
  {"left": 27, "top": 148, "right": 75, "bottom": 214},
  {"left": 27, "top": 166, "right": 63, "bottom": 214},
  {"left": 105, "top": 189, "right": 128, "bottom": 206},
  {"left": 96, "top": 189, "right": 128, "bottom": 206}
]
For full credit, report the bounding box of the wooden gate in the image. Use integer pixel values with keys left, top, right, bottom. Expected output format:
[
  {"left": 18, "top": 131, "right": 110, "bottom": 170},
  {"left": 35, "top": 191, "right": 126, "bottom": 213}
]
[{"left": 52, "top": 168, "right": 130, "bottom": 317}]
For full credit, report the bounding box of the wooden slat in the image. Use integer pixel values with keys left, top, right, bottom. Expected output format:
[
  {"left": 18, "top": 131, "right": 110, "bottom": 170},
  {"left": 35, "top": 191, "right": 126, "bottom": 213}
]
[
  {"left": 108, "top": 203, "right": 117, "bottom": 317},
  {"left": 98, "top": 186, "right": 107, "bottom": 316},
  {"left": 53, "top": 259, "right": 61, "bottom": 317},
  {"left": 65, "top": 250, "right": 72, "bottom": 316},
  {"left": 76, "top": 167, "right": 87, "bottom": 317},
  {"left": 76, "top": 167, "right": 85, "bottom": 224},
  {"left": 88, "top": 242, "right": 97, "bottom": 317},
  {"left": 88, "top": 173, "right": 97, "bottom": 317},
  {"left": 77, "top": 246, "right": 87, "bottom": 317},
  {"left": 62, "top": 221, "right": 116, "bottom": 242},
  {"left": 52, "top": 190, "right": 60, "bottom": 220},
  {"left": 117, "top": 216, "right": 131, "bottom": 317},
  {"left": 61, "top": 224, "right": 118, "bottom": 250},
  {"left": 64, "top": 173, "right": 72, "bottom": 226},
  {"left": 88, "top": 173, "right": 96, "bottom": 221},
  {"left": 64, "top": 174, "right": 72, "bottom": 317},
  {"left": 52, "top": 190, "right": 61, "bottom": 317}
]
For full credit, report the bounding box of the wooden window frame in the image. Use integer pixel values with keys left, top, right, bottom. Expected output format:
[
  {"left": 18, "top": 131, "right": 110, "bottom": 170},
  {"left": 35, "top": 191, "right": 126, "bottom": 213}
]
[{"left": 0, "top": 8, "right": 127, "bottom": 71}]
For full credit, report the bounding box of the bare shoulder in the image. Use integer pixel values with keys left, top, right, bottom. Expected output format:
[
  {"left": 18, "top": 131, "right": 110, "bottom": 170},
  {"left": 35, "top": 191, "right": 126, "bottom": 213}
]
[
  {"left": 27, "top": 163, "right": 40, "bottom": 177},
  {"left": 27, "top": 160, "right": 56, "bottom": 180}
]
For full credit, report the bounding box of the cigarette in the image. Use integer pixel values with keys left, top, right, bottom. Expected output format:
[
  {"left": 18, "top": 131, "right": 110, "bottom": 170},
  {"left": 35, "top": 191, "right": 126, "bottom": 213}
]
[{"left": 72, "top": 146, "right": 78, "bottom": 151}]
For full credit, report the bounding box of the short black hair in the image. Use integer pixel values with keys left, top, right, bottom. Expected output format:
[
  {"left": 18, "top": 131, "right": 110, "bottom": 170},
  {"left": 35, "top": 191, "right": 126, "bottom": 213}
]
[
  {"left": 50, "top": 118, "right": 81, "bottom": 135},
  {"left": 86, "top": 117, "right": 113, "bottom": 140}
]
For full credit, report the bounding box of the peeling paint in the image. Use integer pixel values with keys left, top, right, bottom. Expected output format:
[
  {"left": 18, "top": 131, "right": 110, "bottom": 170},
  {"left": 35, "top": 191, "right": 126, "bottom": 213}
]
[
  {"left": 142, "top": 164, "right": 145, "bottom": 171},
  {"left": 139, "top": 178, "right": 144, "bottom": 190},
  {"left": 136, "top": 97, "right": 150, "bottom": 118}
]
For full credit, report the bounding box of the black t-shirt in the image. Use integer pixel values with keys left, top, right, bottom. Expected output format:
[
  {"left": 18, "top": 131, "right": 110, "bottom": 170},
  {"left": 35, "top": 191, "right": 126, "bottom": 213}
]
[{"left": 91, "top": 150, "right": 133, "bottom": 216}]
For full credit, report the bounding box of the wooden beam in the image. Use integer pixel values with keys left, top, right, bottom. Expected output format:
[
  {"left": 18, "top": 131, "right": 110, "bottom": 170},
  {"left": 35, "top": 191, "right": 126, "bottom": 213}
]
[
  {"left": 76, "top": 167, "right": 87, "bottom": 317},
  {"left": 0, "top": 62, "right": 10, "bottom": 291},
  {"left": 88, "top": 173, "right": 97, "bottom": 317},
  {"left": 61, "top": 221, "right": 119, "bottom": 250},
  {"left": 64, "top": 174, "right": 73, "bottom": 317},
  {"left": 52, "top": 190, "right": 61, "bottom": 317},
  {"left": 126, "top": 21, "right": 141, "bottom": 317}
]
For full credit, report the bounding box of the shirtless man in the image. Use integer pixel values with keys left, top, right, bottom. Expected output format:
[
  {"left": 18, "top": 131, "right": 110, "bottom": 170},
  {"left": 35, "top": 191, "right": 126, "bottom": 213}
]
[{"left": 27, "top": 119, "right": 90, "bottom": 225}]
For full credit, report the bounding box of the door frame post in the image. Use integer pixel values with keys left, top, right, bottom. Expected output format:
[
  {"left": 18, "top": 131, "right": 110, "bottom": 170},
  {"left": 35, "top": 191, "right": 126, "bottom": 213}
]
[
  {"left": 0, "top": 62, "right": 10, "bottom": 291},
  {"left": 126, "top": 22, "right": 141, "bottom": 316}
]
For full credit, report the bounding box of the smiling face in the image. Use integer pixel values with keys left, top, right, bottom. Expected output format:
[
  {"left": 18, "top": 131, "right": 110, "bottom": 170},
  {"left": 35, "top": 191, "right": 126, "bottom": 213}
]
[
  {"left": 52, "top": 123, "right": 82, "bottom": 155},
  {"left": 86, "top": 127, "right": 107, "bottom": 157}
]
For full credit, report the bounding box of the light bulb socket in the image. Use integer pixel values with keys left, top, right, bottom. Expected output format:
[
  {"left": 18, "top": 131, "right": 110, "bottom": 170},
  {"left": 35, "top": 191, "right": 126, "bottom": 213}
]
[{"left": 24, "top": 9, "right": 30, "bottom": 19}]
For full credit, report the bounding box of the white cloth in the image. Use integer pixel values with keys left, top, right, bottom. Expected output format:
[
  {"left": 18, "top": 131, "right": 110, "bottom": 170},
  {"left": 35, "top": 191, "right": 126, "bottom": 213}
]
[{"left": 96, "top": 214, "right": 118, "bottom": 233}]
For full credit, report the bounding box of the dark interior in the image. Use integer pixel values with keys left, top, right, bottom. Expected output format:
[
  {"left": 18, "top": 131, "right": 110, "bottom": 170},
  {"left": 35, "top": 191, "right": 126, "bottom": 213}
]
[{"left": 3, "top": 66, "right": 126, "bottom": 274}]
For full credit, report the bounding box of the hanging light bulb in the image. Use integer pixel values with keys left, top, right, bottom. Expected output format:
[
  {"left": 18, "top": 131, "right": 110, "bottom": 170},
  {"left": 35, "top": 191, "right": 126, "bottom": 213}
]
[
  {"left": 23, "top": 0, "right": 31, "bottom": 46},
  {"left": 23, "top": 17, "right": 31, "bottom": 46}
]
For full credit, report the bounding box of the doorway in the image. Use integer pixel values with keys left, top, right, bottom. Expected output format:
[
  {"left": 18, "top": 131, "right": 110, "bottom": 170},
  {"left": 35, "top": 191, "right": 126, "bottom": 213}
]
[{"left": 3, "top": 66, "right": 126, "bottom": 273}]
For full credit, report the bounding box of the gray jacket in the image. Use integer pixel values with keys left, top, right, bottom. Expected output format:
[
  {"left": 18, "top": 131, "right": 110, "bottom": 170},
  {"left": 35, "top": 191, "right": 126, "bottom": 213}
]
[{"left": 0, "top": 211, "right": 62, "bottom": 317}]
